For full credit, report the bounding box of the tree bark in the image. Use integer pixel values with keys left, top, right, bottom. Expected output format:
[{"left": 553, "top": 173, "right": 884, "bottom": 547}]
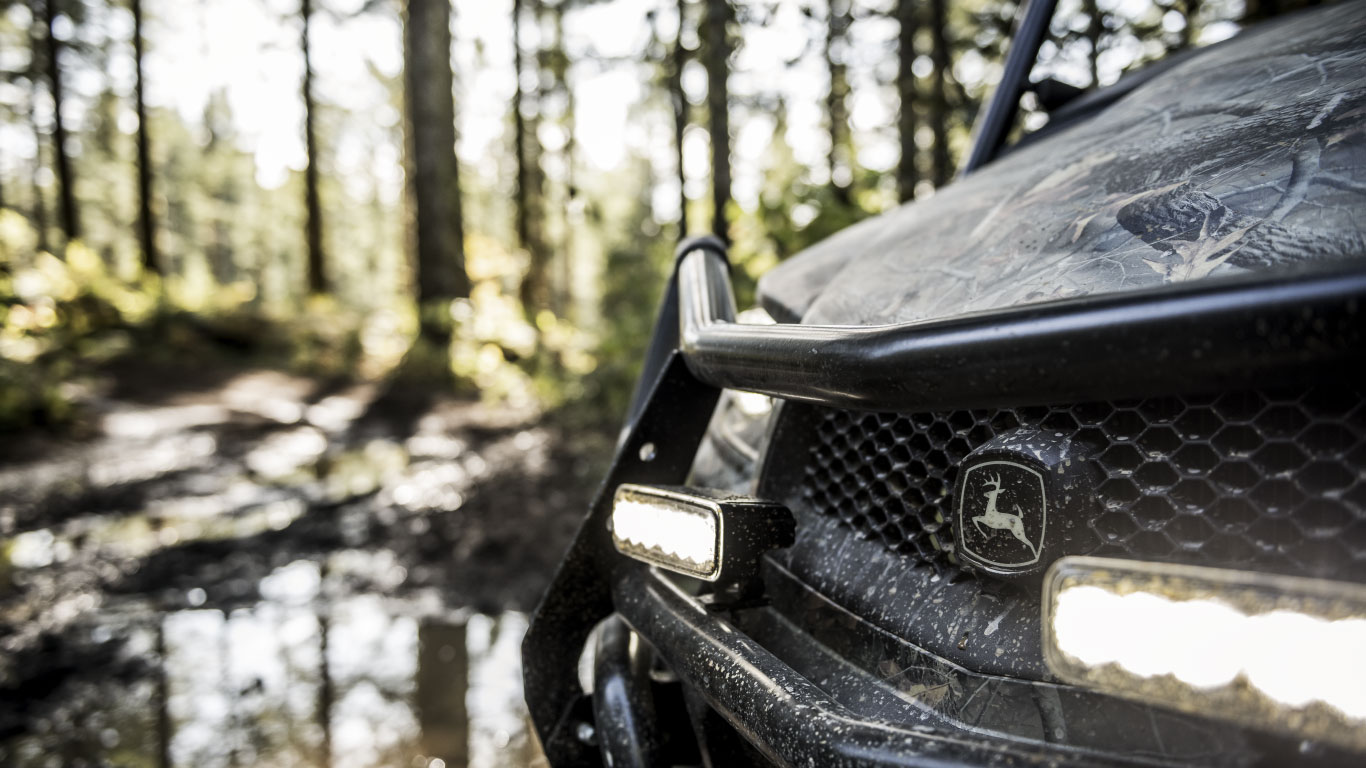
[
  {"left": 512, "top": 0, "right": 530, "bottom": 251},
  {"left": 301, "top": 0, "right": 326, "bottom": 294},
  {"left": 1083, "top": 0, "right": 1102, "bottom": 87},
  {"left": 132, "top": 0, "right": 160, "bottom": 274},
  {"left": 405, "top": 0, "right": 470, "bottom": 337},
  {"left": 554, "top": 0, "right": 574, "bottom": 318},
  {"left": 517, "top": 0, "right": 552, "bottom": 319},
  {"left": 825, "top": 0, "right": 853, "bottom": 204},
  {"left": 41, "top": 0, "right": 79, "bottom": 244},
  {"left": 896, "top": 0, "right": 918, "bottom": 202},
  {"left": 671, "top": 0, "right": 689, "bottom": 234},
  {"left": 702, "top": 0, "right": 731, "bottom": 241},
  {"left": 28, "top": 99, "right": 51, "bottom": 254},
  {"left": 927, "top": 0, "right": 951, "bottom": 187}
]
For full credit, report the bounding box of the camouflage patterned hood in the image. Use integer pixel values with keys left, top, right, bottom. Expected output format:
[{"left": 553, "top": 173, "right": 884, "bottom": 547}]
[{"left": 758, "top": 2, "right": 1366, "bottom": 326}]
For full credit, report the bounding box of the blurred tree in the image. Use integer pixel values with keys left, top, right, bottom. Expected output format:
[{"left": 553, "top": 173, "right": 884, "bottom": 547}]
[
  {"left": 131, "top": 0, "right": 159, "bottom": 274},
  {"left": 896, "top": 0, "right": 918, "bottom": 202},
  {"left": 24, "top": 39, "right": 52, "bottom": 254},
  {"left": 404, "top": 0, "right": 470, "bottom": 342},
  {"left": 37, "top": 0, "right": 78, "bottom": 245},
  {"left": 702, "top": 0, "right": 732, "bottom": 240},
  {"left": 824, "top": 0, "right": 853, "bottom": 205},
  {"left": 511, "top": 0, "right": 535, "bottom": 273},
  {"left": 551, "top": 0, "right": 577, "bottom": 318},
  {"left": 1081, "top": 0, "right": 1104, "bottom": 86},
  {"left": 518, "top": 0, "right": 553, "bottom": 319},
  {"left": 301, "top": 0, "right": 326, "bottom": 294},
  {"left": 670, "top": 0, "right": 690, "bottom": 235},
  {"left": 927, "top": 0, "right": 951, "bottom": 186}
]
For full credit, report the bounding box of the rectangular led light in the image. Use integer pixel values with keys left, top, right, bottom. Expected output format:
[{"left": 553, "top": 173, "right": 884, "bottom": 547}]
[
  {"left": 1042, "top": 556, "right": 1366, "bottom": 751},
  {"left": 610, "top": 484, "right": 793, "bottom": 583}
]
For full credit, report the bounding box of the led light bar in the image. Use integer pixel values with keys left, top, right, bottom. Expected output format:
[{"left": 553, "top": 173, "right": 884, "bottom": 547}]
[
  {"left": 1042, "top": 556, "right": 1366, "bottom": 751},
  {"left": 609, "top": 484, "right": 794, "bottom": 583}
]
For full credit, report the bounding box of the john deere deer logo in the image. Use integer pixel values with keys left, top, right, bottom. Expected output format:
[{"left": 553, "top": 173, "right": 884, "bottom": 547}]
[
  {"left": 972, "top": 473, "right": 1038, "bottom": 559},
  {"left": 957, "top": 460, "right": 1046, "bottom": 570}
]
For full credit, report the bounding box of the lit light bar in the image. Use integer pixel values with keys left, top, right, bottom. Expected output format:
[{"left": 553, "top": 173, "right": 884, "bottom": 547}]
[
  {"left": 610, "top": 484, "right": 794, "bottom": 583},
  {"left": 1042, "top": 556, "right": 1366, "bottom": 750}
]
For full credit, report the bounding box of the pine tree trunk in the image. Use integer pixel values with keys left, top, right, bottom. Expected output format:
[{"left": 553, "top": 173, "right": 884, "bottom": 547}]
[
  {"left": 1083, "top": 0, "right": 1101, "bottom": 87},
  {"left": 1179, "top": 0, "right": 1200, "bottom": 49},
  {"left": 42, "top": 0, "right": 79, "bottom": 244},
  {"left": 405, "top": 0, "right": 470, "bottom": 339},
  {"left": 555, "top": 0, "right": 575, "bottom": 318},
  {"left": 672, "top": 0, "right": 689, "bottom": 234},
  {"left": 301, "top": 0, "right": 326, "bottom": 294},
  {"left": 825, "top": 0, "right": 853, "bottom": 204},
  {"left": 132, "top": 0, "right": 159, "bottom": 274},
  {"left": 512, "top": 0, "right": 530, "bottom": 251},
  {"left": 896, "top": 0, "right": 918, "bottom": 202},
  {"left": 927, "top": 0, "right": 951, "bottom": 187},
  {"left": 703, "top": 0, "right": 731, "bottom": 241},
  {"left": 29, "top": 110, "right": 50, "bottom": 254},
  {"left": 517, "top": 0, "right": 552, "bottom": 319}
]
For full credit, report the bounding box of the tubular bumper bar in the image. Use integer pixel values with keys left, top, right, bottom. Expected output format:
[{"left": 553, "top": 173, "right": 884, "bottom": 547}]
[{"left": 677, "top": 245, "right": 1366, "bottom": 411}]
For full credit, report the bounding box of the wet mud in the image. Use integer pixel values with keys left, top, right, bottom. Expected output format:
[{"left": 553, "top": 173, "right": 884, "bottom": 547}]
[{"left": 0, "top": 361, "right": 609, "bottom": 767}]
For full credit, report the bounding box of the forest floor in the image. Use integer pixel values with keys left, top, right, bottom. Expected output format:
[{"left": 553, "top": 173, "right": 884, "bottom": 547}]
[{"left": 0, "top": 354, "right": 614, "bottom": 768}]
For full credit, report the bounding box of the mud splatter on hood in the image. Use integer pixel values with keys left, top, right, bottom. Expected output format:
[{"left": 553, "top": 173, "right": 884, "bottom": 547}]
[{"left": 758, "top": 2, "right": 1366, "bottom": 326}]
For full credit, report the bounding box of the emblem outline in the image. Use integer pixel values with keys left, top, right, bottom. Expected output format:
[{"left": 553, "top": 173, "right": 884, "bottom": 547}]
[{"left": 957, "top": 459, "right": 1047, "bottom": 569}]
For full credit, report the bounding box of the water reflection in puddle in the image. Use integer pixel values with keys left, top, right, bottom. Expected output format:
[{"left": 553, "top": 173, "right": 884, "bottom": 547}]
[{"left": 1, "top": 560, "right": 544, "bottom": 768}]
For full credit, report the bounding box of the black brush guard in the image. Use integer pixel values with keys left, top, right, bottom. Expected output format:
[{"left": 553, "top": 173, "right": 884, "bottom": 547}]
[{"left": 521, "top": 233, "right": 1366, "bottom": 766}]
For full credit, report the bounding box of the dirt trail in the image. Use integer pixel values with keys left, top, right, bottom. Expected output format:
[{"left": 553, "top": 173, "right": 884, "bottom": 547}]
[{"left": 0, "top": 362, "right": 608, "bottom": 767}]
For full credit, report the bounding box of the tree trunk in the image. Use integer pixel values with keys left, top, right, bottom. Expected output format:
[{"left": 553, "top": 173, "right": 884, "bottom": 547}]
[
  {"left": 28, "top": 107, "right": 51, "bottom": 254},
  {"left": 132, "top": 0, "right": 159, "bottom": 274},
  {"left": 517, "top": 0, "right": 552, "bottom": 319},
  {"left": 42, "top": 0, "right": 79, "bottom": 244},
  {"left": 405, "top": 0, "right": 470, "bottom": 339},
  {"left": 316, "top": 612, "right": 334, "bottom": 768},
  {"left": 927, "top": 0, "right": 951, "bottom": 187},
  {"left": 553, "top": 0, "right": 574, "bottom": 318},
  {"left": 1179, "top": 0, "right": 1200, "bottom": 49},
  {"left": 512, "top": 0, "right": 530, "bottom": 251},
  {"left": 301, "top": 0, "right": 326, "bottom": 294},
  {"left": 702, "top": 0, "right": 731, "bottom": 241},
  {"left": 1083, "top": 0, "right": 1102, "bottom": 87},
  {"left": 672, "top": 0, "right": 689, "bottom": 234},
  {"left": 895, "top": 0, "right": 918, "bottom": 202},
  {"left": 825, "top": 0, "right": 853, "bottom": 204}
]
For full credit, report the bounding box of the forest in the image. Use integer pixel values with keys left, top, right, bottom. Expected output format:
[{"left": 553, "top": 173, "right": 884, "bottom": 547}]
[
  {"left": 0, "top": 1, "right": 1326, "bottom": 766},
  {"left": 0, "top": 0, "right": 1292, "bottom": 430}
]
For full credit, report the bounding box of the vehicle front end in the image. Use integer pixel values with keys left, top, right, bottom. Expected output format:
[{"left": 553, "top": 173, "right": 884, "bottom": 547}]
[{"left": 524, "top": 3, "right": 1366, "bottom": 765}]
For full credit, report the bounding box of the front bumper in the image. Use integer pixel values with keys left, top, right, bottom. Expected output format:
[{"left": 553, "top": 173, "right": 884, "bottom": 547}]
[{"left": 611, "top": 566, "right": 1196, "bottom": 767}]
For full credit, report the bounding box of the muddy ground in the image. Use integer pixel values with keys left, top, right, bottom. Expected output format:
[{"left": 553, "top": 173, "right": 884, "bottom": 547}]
[{"left": 0, "top": 358, "right": 612, "bottom": 767}]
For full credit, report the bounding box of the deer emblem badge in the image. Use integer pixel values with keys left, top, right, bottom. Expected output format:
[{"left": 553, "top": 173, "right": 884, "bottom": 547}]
[
  {"left": 971, "top": 472, "right": 1039, "bottom": 559},
  {"left": 956, "top": 460, "right": 1048, "bottom": 570}
]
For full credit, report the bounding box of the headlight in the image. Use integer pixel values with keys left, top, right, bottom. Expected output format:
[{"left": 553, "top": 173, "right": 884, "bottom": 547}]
[{"left": 1042, "top": 556, "right": 1366, "bottom": 750}]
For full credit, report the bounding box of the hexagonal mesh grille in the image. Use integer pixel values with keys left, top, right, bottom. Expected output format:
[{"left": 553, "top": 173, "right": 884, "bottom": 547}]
[{"left": 800, "top": 388, "right": 1366, "bottom": 580}]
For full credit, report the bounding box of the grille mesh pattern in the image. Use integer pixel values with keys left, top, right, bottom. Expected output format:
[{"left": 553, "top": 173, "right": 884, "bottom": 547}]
[{"left": 801, "top": 388, "right": 1366, "bottom": 580}]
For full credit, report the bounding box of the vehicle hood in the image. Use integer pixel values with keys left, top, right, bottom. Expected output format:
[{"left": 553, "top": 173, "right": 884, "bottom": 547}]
[{"left": 758, "top": 2, "right": 1366, "bottom": 327}]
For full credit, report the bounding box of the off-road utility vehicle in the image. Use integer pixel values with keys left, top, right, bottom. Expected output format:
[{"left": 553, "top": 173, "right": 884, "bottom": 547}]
[{"left": 524, "top": 2, "right": 1366, "bottom": 765}]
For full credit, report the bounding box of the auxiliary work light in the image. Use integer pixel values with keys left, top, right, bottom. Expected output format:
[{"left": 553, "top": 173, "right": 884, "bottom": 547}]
[
  {"left": 1042, "top": 556, "right": 1366, "bottom": 750},
  {"left": 609, "top": 484, "right": 794, "bottom": 584}
]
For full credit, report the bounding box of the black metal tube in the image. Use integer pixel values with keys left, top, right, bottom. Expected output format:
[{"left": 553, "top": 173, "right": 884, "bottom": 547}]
[
  {"left": 677, "top": 246, "right": 1366, "bottom": 412},
  {"left": 592, "top": 616, "right": 660, "bottom": 768},
  {"left": 960, "top": 0, "right": 1059, "bottom": 175}
]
